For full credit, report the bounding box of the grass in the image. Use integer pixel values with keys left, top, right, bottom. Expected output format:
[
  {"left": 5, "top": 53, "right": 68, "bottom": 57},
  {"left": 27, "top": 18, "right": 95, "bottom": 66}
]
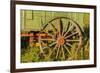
[
  {"left": 21, "top": 39, "right": 89, "bottom": 63},
  {"left": 21, "top": 46, "right": 40, "bottom": 63}
]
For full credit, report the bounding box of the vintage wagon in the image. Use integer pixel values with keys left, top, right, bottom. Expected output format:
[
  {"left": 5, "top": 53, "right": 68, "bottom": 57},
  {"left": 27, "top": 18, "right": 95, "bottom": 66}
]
[{"left": 21, "top": 10, "right": 89, "bottom": 60}]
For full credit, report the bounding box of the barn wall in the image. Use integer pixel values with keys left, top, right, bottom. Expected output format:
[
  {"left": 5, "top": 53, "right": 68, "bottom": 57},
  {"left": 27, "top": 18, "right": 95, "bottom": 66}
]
[{"left": 20, "top": 10, "right": 90, "bottom": 32}]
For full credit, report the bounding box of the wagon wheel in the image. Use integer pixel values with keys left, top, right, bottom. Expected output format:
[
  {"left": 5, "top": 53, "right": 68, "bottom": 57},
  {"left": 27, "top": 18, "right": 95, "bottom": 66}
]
[{"left": 39, "top": 17, "right": 83, "bottom": 61}]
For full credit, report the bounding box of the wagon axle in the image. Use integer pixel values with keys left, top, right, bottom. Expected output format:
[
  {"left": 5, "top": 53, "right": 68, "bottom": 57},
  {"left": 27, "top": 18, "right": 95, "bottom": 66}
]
[{"left": 57, "top": 36, "right": 65, "bottom": 45}]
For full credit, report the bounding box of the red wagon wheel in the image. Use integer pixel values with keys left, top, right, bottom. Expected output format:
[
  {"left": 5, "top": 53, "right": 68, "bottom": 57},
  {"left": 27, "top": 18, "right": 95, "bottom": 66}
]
[{"left": 39, "top": 17, "right": 83, "bottom": 60}]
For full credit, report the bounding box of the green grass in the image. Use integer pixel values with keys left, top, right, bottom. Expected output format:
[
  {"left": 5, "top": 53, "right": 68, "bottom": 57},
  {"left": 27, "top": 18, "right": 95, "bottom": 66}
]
[
  {"left": 21, "top": 39, "right": 89, "bottom": 63},
  {"left": 21, "top": 46, "right": 40, "bottom": 63}
]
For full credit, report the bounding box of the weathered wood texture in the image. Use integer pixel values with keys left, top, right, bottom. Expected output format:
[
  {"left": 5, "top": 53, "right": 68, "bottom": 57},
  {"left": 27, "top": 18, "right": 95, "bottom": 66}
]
[{"left": 21, "top": 10, "right": 89, "bottom": 31}]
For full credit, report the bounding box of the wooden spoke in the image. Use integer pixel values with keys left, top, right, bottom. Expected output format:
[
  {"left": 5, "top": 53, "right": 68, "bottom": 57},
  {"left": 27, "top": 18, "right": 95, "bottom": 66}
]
[
  {"left": 64, "top": 24, "right": 74, "bottom": 37},
  {"left": 66, "top": 39, "right": 79, "bottom": 42},
  {"left": 39, "top": 37, "right": 44, "bottom": 53},
  {"left": 41, "top": 41, "right": 47, "bottom": 46},
  {"left": 67, "top": 21, "right": 70, "bottom": 31},
  {"left": 39, "top": 45, "right": 44, "bottom": 53},
  {"left": 62, "top": 21, "right": 70, "bottom": 35},
  {"left": 65, "top": 43, "right": 72, "bottom": 47},
  {"left": 57, "top": 18, "right": 63, "bottom": 36},
  {"left": 61, "top": 46, "right": 65, "bottom": 60},
  {"left": 47, "top": 44, "right": 58, "bottom": 58},
  {"left": 63, "top": 45, "right": 71, "bottom": 55},
  {"left": 65, "top": 32, "right": 78, "bottom": 39},
  {"left": 49, "top": 41, "right": 57, "bottom": 47},
  {"left": 42, "top": 41, "right": 57, "bottom": 49},
  {"left": 50, "top": 23, "right": 57, "bottom": 32},
  {"left": 42, "top": 46, "right": 48, "bottom": 49},
  {"left": 62, "top": 21, "right": 68, "bottom": 36},
  {"left": 56, "top": 45, "right": 60, "bottom": 59}
]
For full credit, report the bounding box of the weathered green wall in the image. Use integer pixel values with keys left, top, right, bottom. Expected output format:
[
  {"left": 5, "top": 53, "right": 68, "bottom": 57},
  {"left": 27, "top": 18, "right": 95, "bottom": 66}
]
[{"left": 21, "top": 10, "right": 90, "bottom": 32}]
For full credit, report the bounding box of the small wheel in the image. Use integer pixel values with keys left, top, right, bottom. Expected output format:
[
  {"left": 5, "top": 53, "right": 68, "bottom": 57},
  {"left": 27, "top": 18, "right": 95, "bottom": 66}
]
[{"left": 39, "top": 17, "right": 83, "bottom": 60}]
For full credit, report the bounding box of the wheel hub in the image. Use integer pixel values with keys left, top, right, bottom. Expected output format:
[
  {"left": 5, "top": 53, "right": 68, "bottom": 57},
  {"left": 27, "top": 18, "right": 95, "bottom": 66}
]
[{"left": 57, "top": 37, "right": 65, "bottom": 45}]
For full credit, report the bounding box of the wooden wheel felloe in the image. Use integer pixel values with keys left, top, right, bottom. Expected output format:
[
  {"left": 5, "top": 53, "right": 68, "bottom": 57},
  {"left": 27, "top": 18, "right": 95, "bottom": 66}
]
[{"left": 39, "top": 17, "right": 83, "bottom": 60}]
